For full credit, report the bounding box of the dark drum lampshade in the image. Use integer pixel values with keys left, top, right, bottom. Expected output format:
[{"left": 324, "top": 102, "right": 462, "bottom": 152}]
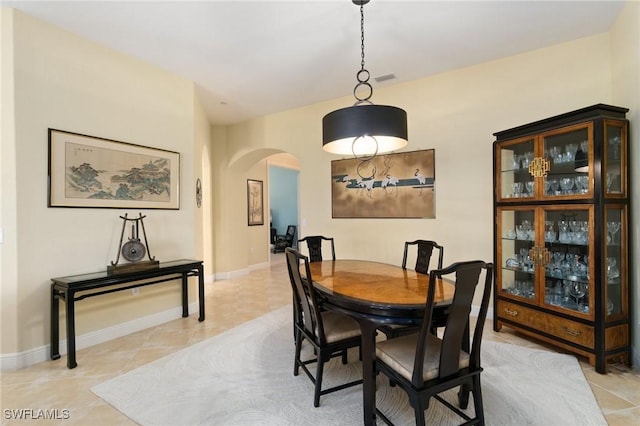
[
  {"left": 574, "top": 148, "right": 588, "bottom": 173},
  {"left": 322, "top": 104, "right": 407, "bottom": 156},
  {"left": 321, "top": 0, "right": 408, "bottom": 158}
]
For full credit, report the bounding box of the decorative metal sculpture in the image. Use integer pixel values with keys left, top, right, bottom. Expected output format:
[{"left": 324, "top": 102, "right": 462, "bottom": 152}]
[{"left": 108, "top": 213, "right": 159, "bottom": 275}]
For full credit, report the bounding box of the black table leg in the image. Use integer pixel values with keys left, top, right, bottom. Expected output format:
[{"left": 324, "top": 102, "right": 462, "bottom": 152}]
[
  {"left": 181, "top": 272, "right": 189, "bottom": 317},
  {"left": 65, "top": 290, "right": 77, "bottom": 369},
  {"left": 197, "top": 265, "right": 205, "bottom": 322},
  {"left": 355, "top": 318, "right": 379, "bottom": 426},
  {"left": 50, "top": 285, "right": 61, "bottom": 360}
]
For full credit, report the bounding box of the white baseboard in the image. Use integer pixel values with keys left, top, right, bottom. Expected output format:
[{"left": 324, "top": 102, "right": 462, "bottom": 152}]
[
  {"left": 1, "top": 302, "right": 198, "bottom": 371},
  {"left": 213, "top": 261, "right": 269, "bottom": 281}
]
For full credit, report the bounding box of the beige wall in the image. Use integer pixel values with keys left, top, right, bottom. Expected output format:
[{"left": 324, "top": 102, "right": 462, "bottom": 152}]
[
  {"left": 2, "top": 2, "right": 638, "bottom": 368},
  {"left": 1, "top": 9, "right": 202, "bottom": 363},
  {"left": 212, "top": 4, "right": 639, "bottom": 366},
  {"left": 216, "top": 33, "right": 613, "bottom": 268},
  {"left": 610, "top": 0, "right": 640, "bottom": 368}
]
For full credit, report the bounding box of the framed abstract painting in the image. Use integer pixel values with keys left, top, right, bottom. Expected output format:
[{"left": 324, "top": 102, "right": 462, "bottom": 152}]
[{"left": 331, "top": 149, "right": 435, "bottom": 218}]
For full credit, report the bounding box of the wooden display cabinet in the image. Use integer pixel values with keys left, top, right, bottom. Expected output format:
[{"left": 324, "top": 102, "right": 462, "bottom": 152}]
[{"left": 492, "top": 104, "right": 630, "bottom": 373}]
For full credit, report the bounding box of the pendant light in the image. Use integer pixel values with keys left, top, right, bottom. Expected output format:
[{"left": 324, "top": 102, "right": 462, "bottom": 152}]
[{"left": 322, "top": 0, "right": 408, "bottom": 158}]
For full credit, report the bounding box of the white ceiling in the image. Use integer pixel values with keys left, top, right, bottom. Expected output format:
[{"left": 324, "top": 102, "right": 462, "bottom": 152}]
[{"left": 3, "top": 0, "right": 626, "bottom": 125}]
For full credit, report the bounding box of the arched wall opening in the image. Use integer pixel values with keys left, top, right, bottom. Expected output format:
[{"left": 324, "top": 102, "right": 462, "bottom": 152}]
[{"left": 211, "top": 147, "right": 300, "bottom": 279}]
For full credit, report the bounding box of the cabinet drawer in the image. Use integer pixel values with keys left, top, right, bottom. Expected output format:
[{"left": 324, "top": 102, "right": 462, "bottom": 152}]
[
  {"left": 546, "top": 316, "right": 594, "bottom": 348},
  {"left": 497, "top": 300, "right": 594, "bottom": 349},
  {"left": 497, "top": 300, "right": 546, "bottom": 329}
]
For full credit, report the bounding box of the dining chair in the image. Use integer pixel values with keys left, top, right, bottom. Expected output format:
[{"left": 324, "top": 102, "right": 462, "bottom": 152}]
[
  {"left": 379, "top": 239, "right": 445, "bottom": 339},
  {"left": 297, "top": 235, "right": 336, "bottom": 262},
  {"left": 374, "top": 260, "right": 493, "bottom": 426},
  {"left": 284, "top": 247, "right": 363, "bottom": 407},
  {"left": 402, "top": 239, "right": 444, "bottom": 274}
]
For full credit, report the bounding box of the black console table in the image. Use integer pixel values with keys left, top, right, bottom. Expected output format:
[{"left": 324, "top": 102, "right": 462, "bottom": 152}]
[{"left": 50, "top": 259, "right": 204, "bottom": 369}]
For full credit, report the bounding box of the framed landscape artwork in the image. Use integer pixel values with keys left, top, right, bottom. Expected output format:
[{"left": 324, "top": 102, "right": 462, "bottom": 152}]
[
  {"left": 331, "top": 149, "right": 436, "bottom": 218},
  {"left": 247, "top": 179, "right": 264, "bottom": 226},
  {"left": 48, "top": 129, "right": 180, "bottom": 209}
]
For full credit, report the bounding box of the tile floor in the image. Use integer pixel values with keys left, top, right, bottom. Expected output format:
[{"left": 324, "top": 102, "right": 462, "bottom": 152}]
[{"left": 1, "top": 253, "right": 638, "bottom": 425}]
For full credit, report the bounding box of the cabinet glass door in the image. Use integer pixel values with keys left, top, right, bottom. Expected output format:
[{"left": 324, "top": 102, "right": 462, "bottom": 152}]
[
  {"left": 604, "top": 121, "right": 626, "bottom": 197},
  {"left": 605, "top": 207, "right": 626, "bottom": 317},
  {"left": 497, "top": 138, "right": 536, "bottom": 201},
  {"left": 498, "top": 207, "right": 536, "bottom": 300},
  {"left": 541, "top": 124, "right": 592, "bottom": 199},
  {"left": 542, "top": 206, "right": 593, "bottom": 316}
]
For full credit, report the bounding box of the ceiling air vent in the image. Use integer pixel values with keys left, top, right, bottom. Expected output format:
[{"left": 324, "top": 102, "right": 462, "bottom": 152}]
[{"left": 374, "top": 73, "right": 396, "bottom": 83}]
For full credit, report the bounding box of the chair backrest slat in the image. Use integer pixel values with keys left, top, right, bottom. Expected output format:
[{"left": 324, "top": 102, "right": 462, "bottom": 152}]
[
  {"left": 412, "top": 260, "right": 493, "bottom": 386},
  {"left": 402, "top": 240, "right": 443, "bottom": 274},
  {"left": 298, "top": 235, "right": 336, "bottom": 262},
  {"left": 285, "top": 248, "right": 326, "bottom": 343}
]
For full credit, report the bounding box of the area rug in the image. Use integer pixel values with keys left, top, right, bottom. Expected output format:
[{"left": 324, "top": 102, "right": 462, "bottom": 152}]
[{"left": 92, "top": 305, "right": 606, "bottom": 425}]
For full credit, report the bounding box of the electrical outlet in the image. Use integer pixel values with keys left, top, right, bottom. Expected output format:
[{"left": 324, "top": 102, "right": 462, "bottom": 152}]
[{"left": 132, "top": 287, "right": 139, "bottom": 296}]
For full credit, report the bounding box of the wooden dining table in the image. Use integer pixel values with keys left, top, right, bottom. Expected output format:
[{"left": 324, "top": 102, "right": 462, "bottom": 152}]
[{"left": 306, "top": 259, "right": 455, "bottom": 426}]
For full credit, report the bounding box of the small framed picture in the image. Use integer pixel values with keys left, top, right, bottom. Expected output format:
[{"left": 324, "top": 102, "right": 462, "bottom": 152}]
[{"left": 247, "top": 179, "right": 264, "bottom": 226}]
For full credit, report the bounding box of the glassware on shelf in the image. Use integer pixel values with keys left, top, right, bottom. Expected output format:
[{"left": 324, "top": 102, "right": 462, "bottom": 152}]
[
  {"left": 544, "top": 220, "right": 557, "bottom": 242},
  {"left": 606, "top": 172, "right": 621, "bottom": 193},
  {"left": 512, "top": 182, "right": 523, "bottom": 198},
  {"left": 575, "top": 175, "right": 588, "bottom": 194},
  {"left": 511, "top": 154, "right": 521, "bottom": 170},
  {"left": 607, "top": 257, "right": 620, "bottom": 281},
  {"left": 568, "top": 282, "right": 587, "bottom": 309},
  {"left": 559, "top": 177, "right": 574, "bottom": 195},
  {"left": 579, "top": 140, "right": 588, "bottom": 153},
  {"left": 549, "top": 146, "right": 562, "bottom": 164},
  {"left": 558, "top": 220, "right": 571, "bottom": 243},
  {"left": 609, "top": 136, "right": 621, "bottom": 160},
  {"left": 564, "top": 143, "right": 578, "bottom": 162},
  {"left": 607, "top": 221, "right": 621, "bottom": 244},
  {"left": 525, "top": 180, "right": 534, "bottom": 195},
  {"left": 521, "top": 152, "right": 534, "bottom": 169}
]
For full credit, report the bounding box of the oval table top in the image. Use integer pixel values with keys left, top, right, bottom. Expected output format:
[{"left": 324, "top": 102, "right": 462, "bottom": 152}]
[{"left": 307, "top": 259, "right": 454, "bottom": 320}]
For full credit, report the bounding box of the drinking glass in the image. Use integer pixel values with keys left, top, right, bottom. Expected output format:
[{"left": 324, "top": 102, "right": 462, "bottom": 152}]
[
  {"left": 511, "top": 154, "right": 521, "bottom": 170},
  {"left": 607, "top": 258, "right": 619, "bottom": 281},
  {"left": 550, "top": 146, "right": 562, "bottom": 164},
  {"left": 564, "top": 143, "right": 578, "bottom": 162},
  {"left": 512, "top": 182, "right": 523, "bottom": 198},
  {"left": 559, "top": 177, "right": 574, "bottom": 194},
  {"left": 525, "top": 181, "right": 534, "bottom": 195},
  {"left": 607, "top": 221, "right": 620, "bottom": 244},
  {"left": 575, "top": 175, "right": 588, "bottom": 194},
  {"left": 609, "top": 136, "right": 621, "bottom": 160},
  {"left": 579, "top": 140, "right": 588, "bottom": 153},
  {"left": 569, "top": 282, "right": 586, "bottom": 308}
]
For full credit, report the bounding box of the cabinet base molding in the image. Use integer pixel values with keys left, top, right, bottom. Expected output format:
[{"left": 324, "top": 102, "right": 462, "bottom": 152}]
[{"left": 495, "top": 319, "right": 630, "bottom": 373}]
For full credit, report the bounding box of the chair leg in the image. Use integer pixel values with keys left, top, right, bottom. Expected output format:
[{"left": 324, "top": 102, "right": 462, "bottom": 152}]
[
  {"left": 314, "top": 357, "right": 325, "bottom": 407},
  {"left": 341, "top": 349, "right": 348, "bottom": 364},
  {"left": 294, "top": 331, "right": 303, "bottom": 376},
  {"left": 412, "top": 397, "right": 426, "bottom": 426},
  {"left": 458, "top": 381, "right": 471, "bottom": 409},
  {"left": 472, "top": 375, "right": 485, "bottom": 425}
]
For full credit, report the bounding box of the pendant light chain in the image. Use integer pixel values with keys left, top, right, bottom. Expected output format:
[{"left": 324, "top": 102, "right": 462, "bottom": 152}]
[
  {"left": 360, "top": 4, "right": 366, "bottom": 71},
  {"left": 354, "top": 3, "right": 372, "bottom": 104}
]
